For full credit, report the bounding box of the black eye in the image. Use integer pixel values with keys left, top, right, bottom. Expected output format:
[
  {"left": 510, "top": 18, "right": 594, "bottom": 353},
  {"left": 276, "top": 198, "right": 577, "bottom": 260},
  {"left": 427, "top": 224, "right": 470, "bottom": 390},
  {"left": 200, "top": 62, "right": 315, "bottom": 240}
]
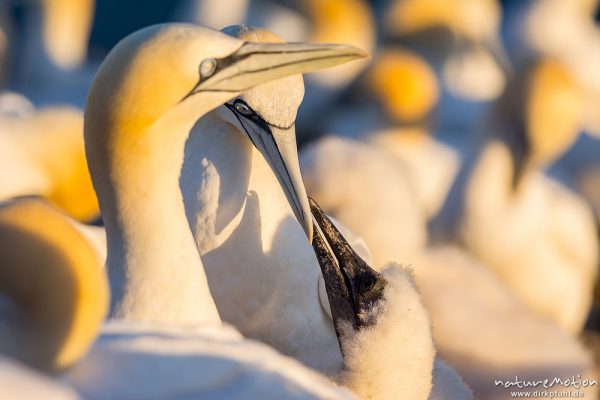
[{"left": 234, "top": 100, "right": 254, "bottom": 117}]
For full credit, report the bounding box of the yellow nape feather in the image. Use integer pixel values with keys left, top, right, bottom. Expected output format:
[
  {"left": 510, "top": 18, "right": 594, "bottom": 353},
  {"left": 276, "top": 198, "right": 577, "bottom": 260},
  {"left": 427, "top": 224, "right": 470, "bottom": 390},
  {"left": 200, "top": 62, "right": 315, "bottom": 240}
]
[{"left": 0, "top": 199, "right": 108, "bottom": 371}]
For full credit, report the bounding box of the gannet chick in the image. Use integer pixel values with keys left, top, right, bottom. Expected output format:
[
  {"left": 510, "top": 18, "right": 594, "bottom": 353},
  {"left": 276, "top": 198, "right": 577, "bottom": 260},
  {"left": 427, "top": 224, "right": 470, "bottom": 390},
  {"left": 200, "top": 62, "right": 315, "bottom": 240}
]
[
  {"left": 0, "top": 199, "right": 108, "bottom": 372},
  {"left": 382, "top": 0, "right": 508, "bottom": 101},
  {"left": 310, "top": 199, "right": 473, "bottom": 400},
  {"left": 431, "top": 58, "right": 598, "bottom": 333},
  {"left": 0, "top": 107, "right": 99, "bottom": 222}
]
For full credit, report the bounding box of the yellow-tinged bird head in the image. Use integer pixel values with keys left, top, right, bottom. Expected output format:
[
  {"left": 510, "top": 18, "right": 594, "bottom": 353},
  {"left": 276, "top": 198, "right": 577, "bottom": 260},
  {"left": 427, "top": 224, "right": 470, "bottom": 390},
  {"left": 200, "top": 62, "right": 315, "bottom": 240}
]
[
  {"left": 493, "top": 58, "right": 584, "bottom": 187},
  {"left": 366, "top": 49, "right": 439, "bottom": 122},
  {"left": 0, "top": 199, "right": 108, "bottom": 371},
  {"left": 525, "top": 59, "right": 584, "bottom": 167}
]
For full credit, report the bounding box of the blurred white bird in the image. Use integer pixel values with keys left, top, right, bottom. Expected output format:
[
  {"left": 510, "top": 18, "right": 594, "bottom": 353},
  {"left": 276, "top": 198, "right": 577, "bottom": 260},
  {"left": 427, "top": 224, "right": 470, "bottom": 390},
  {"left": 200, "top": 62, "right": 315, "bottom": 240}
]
[{"left": 431, "top": 59, "right": 599, "bottom": 334}]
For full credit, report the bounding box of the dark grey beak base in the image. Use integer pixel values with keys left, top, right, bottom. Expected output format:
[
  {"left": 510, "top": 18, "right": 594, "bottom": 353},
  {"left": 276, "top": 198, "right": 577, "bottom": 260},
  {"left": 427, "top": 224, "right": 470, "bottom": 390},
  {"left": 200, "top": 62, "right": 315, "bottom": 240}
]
[{"left": 309, "top": 198, "right": 387, "bottom": 349}]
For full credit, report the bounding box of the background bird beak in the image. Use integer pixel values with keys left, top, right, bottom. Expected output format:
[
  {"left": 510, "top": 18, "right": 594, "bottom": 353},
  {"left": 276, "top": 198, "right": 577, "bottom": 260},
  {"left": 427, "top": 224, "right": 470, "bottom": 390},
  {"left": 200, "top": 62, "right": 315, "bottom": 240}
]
[
  {"left": 309, "top": 197, "right": 386, "bottom": 350},
  {"left": 195, "top": 41, "right": 368, "bottom": 93}
]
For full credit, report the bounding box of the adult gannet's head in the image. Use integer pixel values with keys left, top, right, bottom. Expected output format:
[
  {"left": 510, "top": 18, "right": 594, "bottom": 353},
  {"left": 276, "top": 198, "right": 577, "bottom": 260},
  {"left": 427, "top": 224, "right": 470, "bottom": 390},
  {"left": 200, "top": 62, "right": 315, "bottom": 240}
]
[
  {"left": 310, "top": 198, "right": 436, "bottom": 399},
  {"left": 366, "top": 49, "right": 439, "bottom": 123},
  {"left": 0, "top": 199, "right": 108, "bottom": 372},
  {"left": 207, "top": 25, "right": 352, "bottom": 241},
  {"left": 495, "top": 58, "right": 584, "bottom": 188}
]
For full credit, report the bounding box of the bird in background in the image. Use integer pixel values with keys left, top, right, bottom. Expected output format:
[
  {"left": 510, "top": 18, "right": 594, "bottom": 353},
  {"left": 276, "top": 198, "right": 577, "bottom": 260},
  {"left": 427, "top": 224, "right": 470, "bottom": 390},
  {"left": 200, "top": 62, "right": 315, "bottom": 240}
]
[
  {"left": 182, "top": 24, "right": 473, "bottom": 399},
  {"left": 381, "top": 0, "right": 509, "bottom": 102},
  {"left": 315, "top": 48, "right": 461, "bottom": 221},
  {"left": 0, "top": 106, "right": 99, "bottom": 222},
  {"left": 4, "top": 0, "right": 97, "bottom": 106},
  {"left": 431, "top": 57, "right": 598, "bottom": 334}
]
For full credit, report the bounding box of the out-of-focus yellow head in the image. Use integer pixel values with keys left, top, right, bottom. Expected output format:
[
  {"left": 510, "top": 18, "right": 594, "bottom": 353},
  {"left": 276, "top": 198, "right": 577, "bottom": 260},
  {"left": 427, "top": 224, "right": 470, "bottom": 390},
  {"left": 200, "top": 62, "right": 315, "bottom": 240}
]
[
  {"left": 526, "top": 59, "right": 584, "bottom": 166},
  {"left": 0, "top": 199, "right": 108, "bottom": 371},
  {"left": 367, "top": 49, "right": 439, "bottom": 122},
  {"left": 303, "top": 0, "right": 375, "bottom": 86}
]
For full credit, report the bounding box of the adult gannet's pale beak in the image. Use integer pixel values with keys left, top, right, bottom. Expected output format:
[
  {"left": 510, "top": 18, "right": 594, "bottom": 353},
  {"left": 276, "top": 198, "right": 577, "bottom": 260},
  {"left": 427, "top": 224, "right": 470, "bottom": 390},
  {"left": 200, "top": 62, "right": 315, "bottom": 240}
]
[
  {"left": 309, "top": 197, "right": 387, "bottom": 349},
  {"left": 224, "top": 98, "right": 313, "bottom": 241},
  {"left": 191, "top": 41, "right": 368, "bottom": 94}
]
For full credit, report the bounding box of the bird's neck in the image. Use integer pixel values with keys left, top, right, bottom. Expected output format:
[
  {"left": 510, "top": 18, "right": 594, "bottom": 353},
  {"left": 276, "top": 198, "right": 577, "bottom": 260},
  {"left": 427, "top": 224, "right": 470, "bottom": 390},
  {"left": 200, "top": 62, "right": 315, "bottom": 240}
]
[{"left": 92, "top": 107, "right": 226, "bottom": 326}]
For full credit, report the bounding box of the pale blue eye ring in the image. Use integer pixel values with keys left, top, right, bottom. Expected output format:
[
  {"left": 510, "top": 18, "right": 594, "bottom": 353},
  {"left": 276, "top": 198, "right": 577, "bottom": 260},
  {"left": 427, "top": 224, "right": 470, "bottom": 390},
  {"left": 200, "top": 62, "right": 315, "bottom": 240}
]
[{"left": 200, "top": 58, "right": 217, "bottom": 78}]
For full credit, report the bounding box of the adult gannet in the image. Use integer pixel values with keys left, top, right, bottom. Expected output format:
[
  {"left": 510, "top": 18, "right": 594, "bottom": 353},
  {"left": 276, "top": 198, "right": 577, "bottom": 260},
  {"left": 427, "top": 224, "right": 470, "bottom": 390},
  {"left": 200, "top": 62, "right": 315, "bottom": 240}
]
[
  {"left": 2, "top": 24, "right": 368, "bottom": 400},
  {"left": 431, "top": 58, "right": 599, "bottom": 334},
  {"left": 0, "top": 107, "right": 99, "bottom": 222}
]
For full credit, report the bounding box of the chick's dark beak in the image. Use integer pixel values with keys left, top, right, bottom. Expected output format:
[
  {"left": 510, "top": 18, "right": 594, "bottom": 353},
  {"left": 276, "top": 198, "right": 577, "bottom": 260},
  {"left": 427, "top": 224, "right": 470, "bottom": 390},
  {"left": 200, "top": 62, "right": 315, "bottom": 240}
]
[{"left": 309, "top": 198, "right": 386, "bottom": 349}]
